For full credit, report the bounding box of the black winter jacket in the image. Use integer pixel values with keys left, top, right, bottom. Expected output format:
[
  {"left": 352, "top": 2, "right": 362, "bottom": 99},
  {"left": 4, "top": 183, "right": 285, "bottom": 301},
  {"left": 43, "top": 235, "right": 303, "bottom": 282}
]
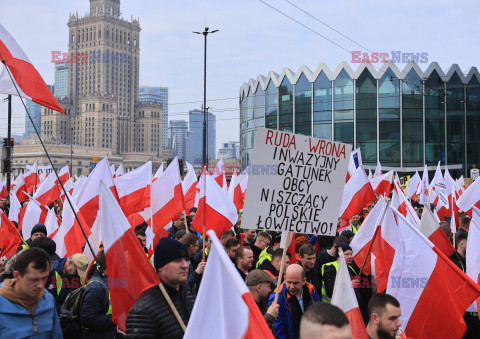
[{"left": 126, "top": 282, "right": 195, "bottom": 339}]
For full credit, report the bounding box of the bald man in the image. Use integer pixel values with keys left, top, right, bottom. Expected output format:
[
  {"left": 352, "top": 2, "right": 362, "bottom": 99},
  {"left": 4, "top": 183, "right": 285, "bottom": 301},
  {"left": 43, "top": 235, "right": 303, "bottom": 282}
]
[
  {"left": 300, "top": 303, "right": 352, "bottom": 339},
  {"left": 268, "top": 264, "right": 321, "bottom": 339}
]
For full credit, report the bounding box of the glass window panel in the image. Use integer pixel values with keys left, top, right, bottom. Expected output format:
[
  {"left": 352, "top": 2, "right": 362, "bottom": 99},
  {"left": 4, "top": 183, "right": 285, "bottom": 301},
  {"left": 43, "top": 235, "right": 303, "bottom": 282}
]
[
  {"left": 446, "top": 72, "right": 464, "bottom": 168},
  {"left": 402, "top": 69, "right": 423, "bottom": 166},
  {"left": 295, "top": 73, "right": 311, "bottom": 136},
  {"left": 379, "top": 68, "right": 400, "bottom": 166},
  {"left": 279, "top": 77, "right": 293, "bottom": 132},
  {"left": 466, "top": 77, "right": 480, "bottom": 170},
  {"left": 254, "top": 86, "right": 265, "bottom": 127},
  {"left": 265, "top": 80, "right": 278, "bottom": 129},
  {"left": 356, "top": 69, "right": 377, "bottom": 164},
  {"left": 334, "top": 122, "right": 353, "bottom": 144},
  {"left": 425, "top": 70, "right": 445, "bottom": 164},
  {"left": 313, "top": 71, "right": 332, "bottom": 139},
  {"left": 314, "top": 123, "right": 331, "bottom": 140}
]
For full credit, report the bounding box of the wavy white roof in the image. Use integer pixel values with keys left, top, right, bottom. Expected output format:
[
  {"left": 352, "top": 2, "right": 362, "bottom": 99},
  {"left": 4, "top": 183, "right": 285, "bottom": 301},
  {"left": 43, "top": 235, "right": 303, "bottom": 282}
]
[{"left": 240, "top": 61, "right": 480, "bottom": 99}]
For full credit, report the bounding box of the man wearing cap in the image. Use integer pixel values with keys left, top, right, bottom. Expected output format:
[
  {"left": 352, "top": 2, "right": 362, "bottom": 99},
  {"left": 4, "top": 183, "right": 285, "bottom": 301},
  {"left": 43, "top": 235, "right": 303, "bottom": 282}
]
[
  {"left": 246, "top": 269, "right": 279, "bottom": 329},
  {"left": 51, "top": 253, "right": 88, "bottom": 309},
  {"left": 126, "top": 237, "right": 195, "bottom": 338}
]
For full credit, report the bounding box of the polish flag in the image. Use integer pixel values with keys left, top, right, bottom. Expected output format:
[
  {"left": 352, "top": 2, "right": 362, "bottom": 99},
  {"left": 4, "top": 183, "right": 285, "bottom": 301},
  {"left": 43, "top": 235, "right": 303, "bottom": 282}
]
[
  {"left": 182, "top": 162, "right": 198, "bottom": 212},
  {"left": 60, "top": 177, "right": 74, "bottom": 203},
  {"left": 44, "top": 207, "right": 59, "bottom": 238},
  {"left": 238, "top": 166, "right": 249, "bottom": 195},
  {"left": 429, "top": 162, "right": 443, "bottom": 204},
  {"left": 346, "top": 148, "right": 362, "bottom": 182},
  {"left": 280, "top": 231, "right": 297, "bottom": 264},
  {"left": 407, "top": 171, "right": 421, "bottom": 201},
  {"left": 24, "top": 161, "right": 39, "bottom": 194},
  {"left": 57, "top": 166, "right": 70, "bottom": 185},
  {"left": 184, "top": 229, "right": 274, "bottom": 339},
  {"left": 20, "top": 198, "right": 48, "bottom": 240},
  {"left": 33, "top": 172, "right": 59, "bottom": 206},
  {"left": 466, "top": 208, "right": 480, "bottom": 315},
  {"left": 457, "top": 174, "right": 480, "bottom": 213},
  {"left": 368, "top": 168, "right": 373, "bottom": 179},
  {"left": 373, "top": 161, "right": 382, "bottom": 177},
  {"left": 53, "top": 193, "right": 90, "bottom": 258},
  {"left": 369, "top": 170, "right": 393, "bottom": 197},
  {"left": 0, "top": 179, "right": 8, "bottom": 199},
  {"left": 419, "top": 165, "right": 430, "bottom": 205},
  {"left": 0, "top": 211, "right": 22, "bottom": 259},
  {"left": 351, "top": 198, "right": 388, "bottom": 276},
  {"left": 11, "top": 173, "right": 28, "bottom": 203},
  {"left": 99, "top": 181, "right": 160, "bottom": 332},
  {"left": 83, "top": 211, "right": 102, "bottom": 270},
  {"left": 153, "top": 164, "right": 163, "bottom": 179},
  {"left": 456, "top": 176, "right": 466, "bottom": 197},
  {"left": 115, "top": 161, "right": 152, "bottom": 216},
  {"left": 0, "top": 23, "right": 64, "bottom": 113},
  {"left": 339, "top": 166, "right": 376, "bottom": 220},
  {"left": 151, "top": 157, "right": 184, "bottom": 235},
  {"left": 115, "top": 163, "right": 124, "bottom": 178},
  {"left": 331, "top": 251, "right": 369, "bottom": 339},
  {"left": 110, "top": 164, "right": 116, "bottom": 177},
  {"left": 191, "top": 174, "right": 238, "bottom": 237},
  {"left": 76, "top": 158, "right": 117, "bottom": 229},
  {"left": 387, "top": 208, "right": 480, "bottom": 339},
  {"left": 228, "top": 170, "right": 245, "bottom": 212},
  {"left": 435, "top": 169, "right": 454, "bottom": 221},
  {"left": 420, "top": 206, "right": 455, "bottom": 257},
  {"left": 213, "top": 159, "right": 224, "bottom": 178},
  {"left": 8, "top": 192, "right": 21, "bottom": 223}
]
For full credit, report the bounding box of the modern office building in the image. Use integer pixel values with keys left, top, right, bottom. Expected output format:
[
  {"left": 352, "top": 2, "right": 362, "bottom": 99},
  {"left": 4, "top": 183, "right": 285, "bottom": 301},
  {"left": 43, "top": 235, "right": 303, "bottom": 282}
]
[
  {"left": 169, "top": 120, "right": 188, "bottom": 160},
  {"left": 188, "top": 108, "right": 216, "bottom": 165},
  {"left": 240, "top": 61, "right": 480, "bottom": 177},
  {"left": 54, "top": 62, "right": 68, "bottom": 99},
  {"left": 218, "top": 141, "right": 240, "bottom": 159},
  {"left": 139, "top": 86, "right": 168, "bottom": 147},
  {"left": 24, "top": 85, "right": 53, "bottom": 138}
]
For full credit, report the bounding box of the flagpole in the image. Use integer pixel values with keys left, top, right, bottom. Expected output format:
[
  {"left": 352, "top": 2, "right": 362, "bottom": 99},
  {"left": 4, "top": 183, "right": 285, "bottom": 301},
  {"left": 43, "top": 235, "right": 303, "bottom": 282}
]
[
  {"left": 158, "top": 282, "right": 187, "bottom": 332},
  {"left": 202, "top": 166, "right": 207, "bottom": 262},
  {"left": 273, "top": 231, "right": 290, "bottom": 305},
  {"left": 2, "top": 63, "right": 97, "bottom": 260}
]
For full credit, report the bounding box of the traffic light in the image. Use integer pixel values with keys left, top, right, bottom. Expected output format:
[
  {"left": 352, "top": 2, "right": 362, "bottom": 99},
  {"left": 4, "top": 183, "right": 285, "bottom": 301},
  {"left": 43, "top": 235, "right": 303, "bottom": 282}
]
[
  {"left": 9, "top": 138, "right": 14, "bottom": 147},
  {"left": 2, "top": 138, "right": 7, "bottom": 147}
]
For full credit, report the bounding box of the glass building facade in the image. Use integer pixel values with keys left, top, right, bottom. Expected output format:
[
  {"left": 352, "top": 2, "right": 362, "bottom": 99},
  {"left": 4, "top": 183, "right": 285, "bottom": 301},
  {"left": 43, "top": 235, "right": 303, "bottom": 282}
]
[{"left": 240, "top": 62, "right": 480, "bottom": 177}]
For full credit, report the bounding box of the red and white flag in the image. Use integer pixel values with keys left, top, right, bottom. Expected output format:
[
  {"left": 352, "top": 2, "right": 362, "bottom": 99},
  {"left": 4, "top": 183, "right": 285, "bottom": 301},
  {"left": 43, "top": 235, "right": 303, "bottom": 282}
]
[
  {"left": 228, "top": 170, "right": 245, "bottom": 212},
  {"left": 115, "top": 163, "right": 124, "bottom": 178},
  {"left": 151, "top": 157, "right": 184, "bottom": 234},
  {"left": 44, "top": 207, "right": 59, "bottom": 238},
  {"left": 420, "top": 203, "right": 455, "bottom": 257},
  {"left": 346, "top": 148, "right": 362, "bottom": 182},
  {"left": 182, "top": 162, "right": 198, "bottom": 212},
  {"left": 57, "top": 166, "right": 70, "bottom": 185},
  {"left": 8, "top": 191, "right": 21, "bottom": 223},
  {"left": 332, "top": 251, "right": 369, "bottom": 339},
  {"left": 192, "top": 173, "right": 238, "bottom": 237},
  {"left": 466, "top": 208, "right": 480, "bottom": 315},
  {"left": 115, "top": 161, "right": 152, "bottom": 216},
  {"left": 33, "top": 172, "right": 59, "bottom": 206},
  {"left": 83, "top": 211, "right": 102, "bottom": 271},
  {"left": 0, "top": 23, "right": 64, "bottom": 113},
  {"left": 153, "top": 164, "right": 163, "bottom": 179},
  {"left": 407, "top": 171, "right": 421, "bottom": 201},
  {"left": 373, "top": 161, "right": 382, "bottom": 177},
  {"left": 0, "top": 211, "right": 22, "bottom": 259},
  {"left": 387, "top": 208, "right": 480, "bottom": 339},
  {"left": 184, "top": 229, "right": 273, "bottom": 339},
  {"left": 419, "top": 165, "right": 429, "bottom": 205},
  {"left": 0, "top": 179, "right": 8, "bottom": 199},
  {"left": 20, "top": 198, "right": 48, "bottom": 239},
  {"left": 99, "top": 180, "right": 160, "bottom": 332},
  {"left": 24, "top": 161, "right": 39, "bottom": 194},
  {"left": 60, "top": 177, "right": 74, "bottom": 202},
  {"left": 369, "top": 170, "right": 393, "bottom": 197},
  {"left": 11, "top": 173, "right": 28, "bottom": 203},
  {"left": 339, "top": 166, "right": 376, "bottom": 220},
  {"left": 457, "top": 174, "right": 480, "bottom": 212},
  {"left": 76, "top": 158, "right": 117, "bottom": 229}
]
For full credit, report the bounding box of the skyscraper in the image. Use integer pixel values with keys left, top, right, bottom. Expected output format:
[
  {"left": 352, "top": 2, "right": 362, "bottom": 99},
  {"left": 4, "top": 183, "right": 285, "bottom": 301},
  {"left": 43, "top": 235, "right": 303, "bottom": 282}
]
[
  {"left": 25, "top": 85, "right": 53, "bottom": 138},
  {"left": 188, "top": 108, "right": 216, "bottom": 165},
  {"left": 54, "top": 62, "right": 68, "bottom": 99},
  {"left": 168, "top": 120, "right": 188, "bottom": 160},
  {"left": 139, "top": 86, "right": 168, "bottom": 147}
]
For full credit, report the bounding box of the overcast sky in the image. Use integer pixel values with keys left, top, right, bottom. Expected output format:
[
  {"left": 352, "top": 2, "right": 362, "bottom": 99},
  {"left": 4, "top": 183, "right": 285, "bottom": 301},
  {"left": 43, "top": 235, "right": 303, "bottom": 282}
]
[{"left": 1, "top": 0, "right": 479, "bottom": 152}]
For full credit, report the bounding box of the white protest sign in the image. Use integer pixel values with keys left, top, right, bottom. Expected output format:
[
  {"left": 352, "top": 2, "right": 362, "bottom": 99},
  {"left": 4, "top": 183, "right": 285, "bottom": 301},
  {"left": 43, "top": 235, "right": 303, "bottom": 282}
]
[{"left": 242, "top": 128, "right": 352, "bottom": 236}]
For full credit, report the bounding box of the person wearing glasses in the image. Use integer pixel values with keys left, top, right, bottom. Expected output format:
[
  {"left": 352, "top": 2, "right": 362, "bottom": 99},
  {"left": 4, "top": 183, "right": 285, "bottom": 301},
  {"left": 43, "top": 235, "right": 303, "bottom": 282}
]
[{"left": 250, "top": 231, "right": 271, "bottom": 268}]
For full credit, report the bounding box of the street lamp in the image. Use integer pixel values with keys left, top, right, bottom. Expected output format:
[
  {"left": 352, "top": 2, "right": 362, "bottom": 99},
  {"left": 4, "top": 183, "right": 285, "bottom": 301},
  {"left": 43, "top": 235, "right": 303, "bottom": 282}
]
[{"left": 193, "top": 27, "right": 218, "bottom": 169}]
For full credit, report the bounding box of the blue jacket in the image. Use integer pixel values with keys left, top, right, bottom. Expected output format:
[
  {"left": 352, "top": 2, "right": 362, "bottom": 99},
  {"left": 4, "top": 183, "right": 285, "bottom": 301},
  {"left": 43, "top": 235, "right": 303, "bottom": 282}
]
[
  {"left": 52, "top": 258, "right": 81, "bottom": 310},
  {"left": 0, "top": 285, "right": 63, "bottom": 338},
  {"left": 268, "top": 281, "right": 321, "bottom": 339}
]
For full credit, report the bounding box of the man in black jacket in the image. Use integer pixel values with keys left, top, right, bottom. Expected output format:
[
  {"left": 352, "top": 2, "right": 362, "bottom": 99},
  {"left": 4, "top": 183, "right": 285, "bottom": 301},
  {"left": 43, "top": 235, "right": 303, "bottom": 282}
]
[
  {"left": 126, "top": 237, "right": 195, "bottom": 338},
  {"left": 297, "top": 244, "right": 322, "bottom": 295}
]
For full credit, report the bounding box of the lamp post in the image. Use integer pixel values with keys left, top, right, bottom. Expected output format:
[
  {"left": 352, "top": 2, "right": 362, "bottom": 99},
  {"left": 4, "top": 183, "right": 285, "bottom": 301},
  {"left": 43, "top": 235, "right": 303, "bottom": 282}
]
[{"left": 193, "top": 27, "right": 218, "bottom": 169}]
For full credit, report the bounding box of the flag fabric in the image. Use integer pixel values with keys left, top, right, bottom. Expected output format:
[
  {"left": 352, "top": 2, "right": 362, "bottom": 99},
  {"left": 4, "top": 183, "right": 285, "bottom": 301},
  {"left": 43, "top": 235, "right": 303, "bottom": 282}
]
[
  {"left": 115, "top": 161, "right": 152, "bottom": 216},
  {"left": 466, "top": 208, "right": 480, "bottom": 314},
  {"left": 374, "top": 161, "right": 382, "bottom": 177},
  {"left": 346, "top": 148, "right": 362, "bottom": 181},
  {"left": 0, "top": 179, "right": 8, "bottom": 199},
  {"left": 44, "top": 207, "right": 59, "bottom": 238},
  {"left": 0, "top": 23, "right": 65, "bottom": 113},
  {"left": 12, "top": 173, "right": 28, "bottom": 203},
  {"left": 115, "top": 163, "right": 124, "bottom": 177},
  {"left": 24, "top": 162, "right": 39, "bottom": 194},
  {"left": 407, "top": 171, "right": 421, "bottom": 201},
  {"left": 457, "top": 175, "right": 480, "bottom": 212},
  {"left": 184, "top": 229, "right": 274, "bottom": 339},
  {"left": 339, "top": 166, "right": 376, "bottom": 220},
  {"left": 280, "top": 231, "right": 297, "bottom": 264},
  {"left": 153, "top": 164, "right": 163, "bottom": 179},
  {"left": 8, "top": 192, "right": 21, "bottom": 223},
  {"left": 33, "top": 172, "right": 59, "bottom": 206},
  {"left": 228, "top": 170, "right": 245, "bottom": 212},
  {"left": 60, "top": 177, "right": 75, "bottom": 203},
  {"left": 419, "top": 165, "right": 429, "bottom": 205},
  {"left": 387, "top": 207, "right": 480, "bottom": 339},
  {"left": 182, "top": 162, "right": 198, "bottom": 212},
  {"left": 99, "top": 180, "right": 160, "bottom": 332},
  {"left": 420, "top": 204, "right": 455, "bottom": 257},
  {"left": 331, "top": 251, "right": 369, "bottom": 339},
  {"left": 83, "top": 211, "right": 102, "bottom": 272},
  {"left": 369, "top": 170, "right": 393, "bottom": 197},
  {"left": 192, "top": 174, "right": 238, "bottom": 237},
  {"left": 151, "top": 157, "right": 184, "bottom": 235},
  {"left": 57, "top": 165, "right": 70, "bottom": 184},
  {"left": 0, "top": 211, "right": 22, "bottom": 258},
  {"left": 20, "top": 198, "right": 48, "bottom": 239}
]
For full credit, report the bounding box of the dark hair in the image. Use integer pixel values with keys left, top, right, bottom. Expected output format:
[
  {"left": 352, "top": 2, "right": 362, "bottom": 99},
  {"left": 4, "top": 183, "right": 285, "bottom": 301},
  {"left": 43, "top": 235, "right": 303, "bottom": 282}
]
[
  {"left": 220, "top": 229, "right": 235, "bottom": 239},
  {"left": 225, "top": 238, "right": 240, "bottom": 250},
  {"left": 299, "top": 243, "right": 316, "bottom": 257},
  {"left": 235, "top": 246, "right": 252, "bottom": 263},
  {"left": 175, "top": 229, "right": 186, "bottom": 240},
  {"left": 332, "top": 235, "right": 348, "bottom": 247},
  {"left": 180, "top": 233, "right": 199, "bottom": 249},
  {"left": 271, "top": 248, "right": 292, "bottom": 261},
  {"left": 189, "top": 207, "right": 197, "bottom": 214},
  {"left": 95, "top": 250, "right": 107, "bottom": 271},
  {"left": 367, "top": 293, "right": 401, "bottom": 319},
  {"left": 256, "top": 231, "right": 271, "bottom": 240},
  {"left": 456, "top": 232, "right": 468, "bottom": 247},
  {"left": 135, "top": 229, "right": 146, "bottom": 237},
  {"left": 302, "top": 303, "right": 349, "bottom": 328},
  {"left": 14, "top": 248, "right": 50, "bottom": 276}
]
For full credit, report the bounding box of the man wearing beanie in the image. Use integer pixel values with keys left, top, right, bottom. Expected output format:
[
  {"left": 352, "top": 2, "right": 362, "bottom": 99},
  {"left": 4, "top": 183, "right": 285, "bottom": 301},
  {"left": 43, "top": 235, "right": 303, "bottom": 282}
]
[
  {"left": 321, "top": 243, "right": 372, "bottom": 323},
  {"left": 126, "top": 237, "right": 195, "bottom": 338},
  {"left": 18, "top": 223, "right": 47, "bottom": 250}
]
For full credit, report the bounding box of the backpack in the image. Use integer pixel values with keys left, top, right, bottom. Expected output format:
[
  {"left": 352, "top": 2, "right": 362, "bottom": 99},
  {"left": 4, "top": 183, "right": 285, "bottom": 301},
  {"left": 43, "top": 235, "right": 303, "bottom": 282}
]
[{"left": 59, "top": 279, "right": 109, "bottom": 339}]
